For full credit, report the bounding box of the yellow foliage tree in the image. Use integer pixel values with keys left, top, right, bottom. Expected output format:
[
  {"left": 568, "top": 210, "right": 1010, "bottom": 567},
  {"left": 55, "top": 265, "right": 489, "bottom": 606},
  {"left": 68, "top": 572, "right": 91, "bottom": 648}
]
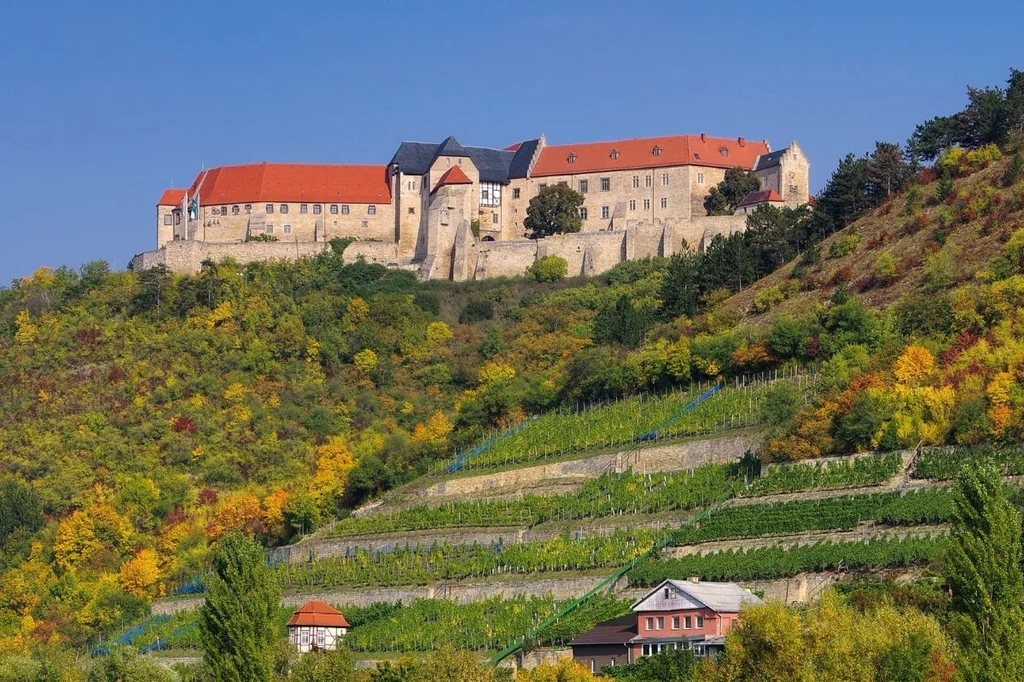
[
  {"left": 893, "top": 345, "right": 935, "bottom": 385},
  {"left": 515, "top": 657, "right": 598, "bottom": 681},
  {"left": 412, "top": 411, "right": 455, "bottom": 447},
  {"left": 353, "top": 348, "right": 379, "bottom": 374},
  {"left": 478, "top": 360, "right": 516, "bottom": 385},
  {"left": 119, "top": 549, "right": 162, "bottom": 597},
  {"left": 311, "top": 437, "right": 356, "bottom": 503},
  {"left": 207, "top": 494, "right": 263, "bottom": 540},
  {"left": 347, "top": 297, "right": 369, "bottom": 328},
  {"left": 262, "top": 489, "right": 289, "bottom": 535},
  {"left": 14, "top": 311, "right": 38, "bottom": 346},
  {"left": 54, "top": 502, "right": 134, "bottom": 571},
  {"left": 427, "top": 321, "right": 455, "bottom": 348}
]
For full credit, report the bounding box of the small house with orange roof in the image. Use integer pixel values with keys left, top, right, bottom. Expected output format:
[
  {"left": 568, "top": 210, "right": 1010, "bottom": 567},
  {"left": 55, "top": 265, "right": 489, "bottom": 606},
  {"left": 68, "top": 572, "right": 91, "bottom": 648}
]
[{"left": 287, "top": 600, "right": 350, "bottom": 652}]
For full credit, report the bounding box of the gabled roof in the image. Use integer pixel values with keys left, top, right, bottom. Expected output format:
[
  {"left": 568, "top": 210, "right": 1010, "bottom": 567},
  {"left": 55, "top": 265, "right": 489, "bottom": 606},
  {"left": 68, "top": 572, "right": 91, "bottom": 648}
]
[
  {"left": 754, "top": 149, "right": 787, "bottom": 171},
  {"left": 389, "top": 141, "right": 440, "bottom": 175},
  {"left": 287, "top": 601, "right": 350, "bottom": 628},
  {"left": 508, "top": 139, "right": 541, "bottom": 179},
  {"left": 632, "top": 580, "right": 761, "bottom": 614},
  {"left": 390, "top": 137, "right": 530, "bottom": 183},
  {"left": 737, "top": 188, "right": 785, "bottom": 207},
  {"left": 433, "top": 165, "right": 473, "bottom": 192},
  {"left": 174, "top": 163, "right": 390, "bottom": 206},
  {"left": 434, "top": 135, "right": 470, "bottom": 159},
  {"left": 567, "top": 615, "right": 636, "bottom": 646},
  {"left": 158, "top": 189, "right": 186, "bottom": 207},
  {"left": 531, "top": 134, "right": 769, "bottom": 177}
]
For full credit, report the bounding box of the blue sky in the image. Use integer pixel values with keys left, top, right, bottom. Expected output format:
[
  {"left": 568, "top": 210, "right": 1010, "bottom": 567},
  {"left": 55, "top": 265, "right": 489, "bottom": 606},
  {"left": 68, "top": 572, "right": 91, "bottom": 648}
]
[{"left": 1, "top": 0, "right": 1021, "bottom": 283}]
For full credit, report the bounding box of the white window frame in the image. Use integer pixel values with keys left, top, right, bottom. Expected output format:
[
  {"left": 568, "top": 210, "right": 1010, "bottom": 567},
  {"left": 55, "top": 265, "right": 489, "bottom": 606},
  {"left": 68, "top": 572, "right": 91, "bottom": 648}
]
[
  {"left": 696, "top": 615, "right": 704, "bottom": 628},
  {"left": 579, "top": 207, "right": 587, "bottom": 220},
  {"left": 368, "top": 205, "right": 376, "bottom": 215},
  {"left": 672, "top": 616, "right": 680, "bottom": 630},
  {"left": 643, "top": 198, "right": 651, "bottom": 210},
  {"left": 660, "top": 197, "right": 668, "bottom": 209},
  {"left": 662, "top": 173, "right": 669, "bottom": 186},
  {"left": 316, "top": 628, "right": 326, "bottom": 648},
  {"left": 578, "top": 179, "right": 588, "bottom": 193},
  {"left": 601, "top": 177, "right": 610, "bottom": 191},
  {"left": 645, "top": 617, "right": 654, "bottom": 631},
  {"left": 645, "top": 175, "right": 653, "bottom": 187},
  {"left": 632, "top": 175, "right": 640, "bottom": 188},
  {"left": 697, "top": 173, "right": 705, "bottom": 184},
  {"left": 629, "top": 199, "right": 636, "bottom": 211},
  {"left": 163, "top": 214, "right": 172, "bottom": 225},
  {"left": 479, "top": 182, "right": 502, "bottom": 207},
  {"left": 601, "top": 206, "right": 610, "bottom": 219},
  {"left": 266, "top": 224, "right": 274, "bottom": 234},
  {"left": 657, "top": 617, "right": 664, "bottom": 630},
  {"left": 283, "top": 224, "right": 291, "bottom": 234}
]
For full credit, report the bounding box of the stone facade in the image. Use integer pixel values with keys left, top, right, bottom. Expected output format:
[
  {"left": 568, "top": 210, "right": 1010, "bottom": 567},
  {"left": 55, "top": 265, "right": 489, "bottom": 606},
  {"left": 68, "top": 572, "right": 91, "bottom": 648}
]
[{"left": 137, "top": 133, "right": 810, "bottom": 279}]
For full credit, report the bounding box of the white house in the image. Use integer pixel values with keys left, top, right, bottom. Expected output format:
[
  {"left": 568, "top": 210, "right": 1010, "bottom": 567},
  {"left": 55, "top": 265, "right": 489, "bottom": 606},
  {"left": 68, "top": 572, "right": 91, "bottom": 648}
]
[{"left": 287, "top": 600, "right": 350, "bottom": 652}]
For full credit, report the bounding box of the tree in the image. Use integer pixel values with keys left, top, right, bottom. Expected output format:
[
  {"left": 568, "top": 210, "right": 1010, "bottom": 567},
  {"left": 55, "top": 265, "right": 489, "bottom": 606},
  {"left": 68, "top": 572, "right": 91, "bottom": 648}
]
[
  {"left": 866, "top": 141, "right": 913, "bottom": 201},
  {"left": 288, "top": 648, "right": 360, "bottom": 682},
  {"left": 528, "top": 256, "right": 569, "bottom": 282},
  {"left": 814, "top": 154, "right": 872, "bottom": 230},
  {"left": 0, "top": 478, "right": 43, "bottom": 547},
  {"left": 704, "top": 168, "right": 760, "bottom": 215},
  {"left": 199, "top": 532, "right": 281, "bottom": 682},
  {"left": 593, "top": 295, "right": 654, "bottom": 348},
  {"left": 604, "top": 647, "right": 697, "bottom": 681},
  {"left": 524, "top": 185, "right": 584, "bottom": 238},
  {"left": 87, "top": 647, "right": 175, "bottom": 682},
  {"left": 908, "top": 115, "right": 967, "bottom": 162},
  {"left": 944, "top": 462, "right": 1024, "bottom": 681},
  {"left": 516, "top": 657, "right": 598, "bottom": 681}
]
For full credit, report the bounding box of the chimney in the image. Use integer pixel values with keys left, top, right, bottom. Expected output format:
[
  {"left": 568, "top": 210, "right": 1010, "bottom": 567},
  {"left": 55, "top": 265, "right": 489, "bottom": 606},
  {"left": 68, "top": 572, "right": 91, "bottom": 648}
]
[
  {"left": 700, "top": 133, "right": 707, "bottom": 143},
  {"left": 737, "top": 136, "right": 745, "bottom": 147},
  {"left": 689, "top": 576, "right": 700, "bottom": 584}
]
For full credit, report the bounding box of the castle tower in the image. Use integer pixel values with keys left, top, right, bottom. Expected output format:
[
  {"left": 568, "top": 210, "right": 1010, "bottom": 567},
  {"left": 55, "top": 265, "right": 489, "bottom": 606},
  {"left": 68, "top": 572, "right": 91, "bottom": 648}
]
[{"left": 753, "top": 141, "right": 810, "bottom": 206}]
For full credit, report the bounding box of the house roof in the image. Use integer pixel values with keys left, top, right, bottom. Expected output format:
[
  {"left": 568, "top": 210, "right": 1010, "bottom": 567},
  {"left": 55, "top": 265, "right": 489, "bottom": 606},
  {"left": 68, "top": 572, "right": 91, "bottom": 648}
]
[
  {"left": 433, "top": 165, "right": 473, "bottom": 191},
  {"left": 508, "top": 139, "right": 541, "bottom": 179},
  {"left": 390, "top": 137, "right": 535, "bottom": 183},
  {"left": 287, "top": 601, "right": 350, "bottom": 628},
  {"left": 568, "top": 615, "right": 637, "bottom": 647},
  {"left": 737, "top": 188, "right": 785, "bottom": 207},
  {"left": 530, "top": 134, "right": 770, "bottom": 177},
  {"left": 632, "top": 580, "right": 762, "bottom": 614},
  {"left": 754, "top": 149, "right": 787, "bottom": 171},
  {"left": 172, "top": 163, "right": 391, "bottom": 206},
  {"left": 158, "top": 189, "right": 186, "bottom": 207}
]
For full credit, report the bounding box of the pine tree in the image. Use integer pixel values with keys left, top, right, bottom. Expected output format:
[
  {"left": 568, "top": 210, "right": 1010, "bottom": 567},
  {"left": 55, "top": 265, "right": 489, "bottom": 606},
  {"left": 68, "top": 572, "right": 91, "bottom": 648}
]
[
  {"left": 199, "top": 532, "right": 281, "bottom": 682},
  {"left": 945, "top": 462, "right": 1024, "bottom": 682}
]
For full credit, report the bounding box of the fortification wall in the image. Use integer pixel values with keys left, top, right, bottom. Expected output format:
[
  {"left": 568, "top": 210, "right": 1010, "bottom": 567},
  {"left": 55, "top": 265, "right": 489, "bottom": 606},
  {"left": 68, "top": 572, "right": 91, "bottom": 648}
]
[
  {"left": 682, "top": 215, "right": 748, "bottom": 250},
  {"left": 342, "top": 240, "right": 400, "bottom": 266},
  {"left": 131, "top": 240, "right": 331, "bottom": 275},
  {"left": 473, "top": 240, "right": 540, "bottom": 279}
]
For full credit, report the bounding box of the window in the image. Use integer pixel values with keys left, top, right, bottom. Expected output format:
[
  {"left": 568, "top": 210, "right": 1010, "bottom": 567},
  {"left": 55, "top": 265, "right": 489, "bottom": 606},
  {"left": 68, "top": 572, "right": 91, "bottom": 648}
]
[
  {"left": 645, "top": 175, "right": 652, "bottom": 187},
  {"left": 316, "top": 629, "right": 325, "bottom": 648},
  {"left": 330, "top": 204, "right": 338, "bottom": 214},
  {"left": 407, "top": 179, "right": 417, "bottom": 190},
  {"left": 662, "top": 173, "right": 669, "bottom": 186},
  {"left": 245, "top": 204, "right": 252, "bottom": 214},
  {"left": 579, "top": 207, "right": 588, "bottom": 220},
  {"left": 513, "top": 187, "right": 521, "bottom": 199},
  {"left": 660, "top": 197, "right": 668, "bottom": 209},
  {"left": 480, "top": 182, "right": 502, "bottom": 207},
  {"left": 629, "top": 199, "right": 636, "bottom": 211},
  {"left": 610, "top": 149, "right": 619, "bottom": 159},
  {"left": 590, "top": 659, "right": 596, "bottom": 673},
  {"left": 694, "top": 152, "right": 701, "bottom": 160},
  {"left": 601, "top": 177, "right": 610, "bottom": 191},
  {"left": 368, "top": 205, "right": 376, "bottom": 215},
  {"left": 408, "top": 207, "right": 415, "bottom": 215},
  {"left": 643, "top": 198, "right": 651, "bottom": 210},
  {"left": 361, "top": 220, "right": 368, "bottom": 228},
  {"left": 341, "top": 205, "right": 350, "bottom": 215},
  {"left": 645, "top": 617, "right": 654, "bottom": 631},
  {"left": 610, "top": 658, "right": 616, "bottom": 667},
  {"left": 163, "top": 214, "right": 172, "bottom": 225},
  {"left": 313, "top": 204, "right": 322, "bottom": 214},
  {"left": 280, "top": 204, "right": 288, "bottom": 214},
  {"left": 266, "top": 224, "right": 274, "bottom": 234},
  {"left": 539, "top": 183, "right": 547, "bottom": 191},
  {"left": 790, "top": 184, "right": 799, "bottom": 196},
  {"left": 664, "top": 588, "right": 670, "bottom": 599},
  {"left": 300, "top": 630, "right": 310, "bottom": 646},
  {"left": 696, "top": 615, "right": 704, "bottom": 628},
  {"left": 578, "top": 179, "right": 588, "bottom": 193},
  {"left": 632, "top": 175, "right": 640, "bottom": 188},
  {"left": 283, "top": 224, "right": 291, "bottom": 234},
  {"left": 652, "top": 145, "right": 662, "bottom": 156},
  {"left": 657, "top": 617, "right": 664, "bottom": 630},
  {"left": 232, "top": 205, "right": 240, "bottom": 215},
  {"left": 492, "top": 212, "right": 498, "bottom": 223},
  {"left": 684, "top": 616, "right": 692, "bottom": 629},
  {"left": 697, "top": 173, "right": 705, "bottom": 184},
  {"left": 300, "top": 204, "right": 308, "bottom": 214},
  {"left": 642, "top": 644, "right": 651, "bottom": 656},
  {"left": 720, "top": 147, "right": 729, "bottom": 157},
  {"left": 266, "top": 204, "right": 274, "bottom": 214},
  {"left": 672, "top": 616, "right": 680, "bottom": 630},
  {"left": 567, "top": 152, "right": 576, "bottom": 163},
  {"left": 601, "top": 205, "right": 610, "bottom": 219}
]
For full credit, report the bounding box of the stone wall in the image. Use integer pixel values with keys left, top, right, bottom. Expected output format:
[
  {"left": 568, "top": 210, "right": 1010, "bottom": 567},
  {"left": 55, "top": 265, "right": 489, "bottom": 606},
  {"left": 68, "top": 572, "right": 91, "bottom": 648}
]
[{"left": 131, "top": 240, "right": 332, "bottom": 274}]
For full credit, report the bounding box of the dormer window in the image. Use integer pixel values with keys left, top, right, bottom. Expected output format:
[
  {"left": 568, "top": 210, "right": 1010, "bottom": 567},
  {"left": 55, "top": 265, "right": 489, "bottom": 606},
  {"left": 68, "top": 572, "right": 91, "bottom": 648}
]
[
  {"left": 652, "top": 145, "right": 662, "bottom": 156},
  {"left": 720, "top": 147, "right": 729, "bottom": 158},
  {"left": 610, "top": 149, "right": 619, "bottom": 160},
  {"left": 694, "top": 153, "right": 701, "bottom": 160},
  {"left": 567, "top": 152, "right": 576, "bottom": 164}
]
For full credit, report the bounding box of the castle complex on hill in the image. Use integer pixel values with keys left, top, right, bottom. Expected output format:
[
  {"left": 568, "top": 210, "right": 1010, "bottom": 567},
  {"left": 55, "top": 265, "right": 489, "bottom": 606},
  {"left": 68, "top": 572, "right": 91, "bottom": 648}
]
[{"left": 133, "top": 132, "right": 810, "bottom": 280}]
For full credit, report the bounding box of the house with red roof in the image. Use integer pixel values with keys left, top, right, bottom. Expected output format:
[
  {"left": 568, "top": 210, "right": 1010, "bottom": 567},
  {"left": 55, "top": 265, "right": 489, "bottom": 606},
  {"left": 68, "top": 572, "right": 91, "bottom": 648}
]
[{"left": 287, "top": 601, "right": 350, "bottom": 653}]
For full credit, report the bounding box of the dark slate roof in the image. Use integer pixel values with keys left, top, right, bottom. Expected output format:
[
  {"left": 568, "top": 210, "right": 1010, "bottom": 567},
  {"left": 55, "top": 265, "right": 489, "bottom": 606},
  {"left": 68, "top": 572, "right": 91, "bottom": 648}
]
[
  {"left": 434, "top": 135, "right": 470, "bottom": 159},
  {"left": 465, "top": 146, "right": 517, "bottom": 184},
  {"left": 754, "top": 148, "right": 787, "bottom": 171},
  {"left": 389, "top": 142, "right": 439, "bottom": 175},
  {"left": 568, "top": 615, "right": 636, "bottom": 647},
  {"left": 508, "top": 139, "right": 541, "bottom": 179}
]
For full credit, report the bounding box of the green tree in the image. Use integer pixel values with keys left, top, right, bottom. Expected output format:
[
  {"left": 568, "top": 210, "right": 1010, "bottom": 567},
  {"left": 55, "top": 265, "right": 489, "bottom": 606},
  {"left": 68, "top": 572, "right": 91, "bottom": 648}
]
[
  {"left": 866, "top": 141, "right": 913, "bottom": 201},
  {"left": 528, "top": 256, "right": 569, "bottom": 282},
  {"left": 288, "top": 648, "right": 360, "bottom": 682},
  {"left": 945, "top": 462, "right": 1024, "bottom": 681},
  {"left": 593, "top": 295, "right": 653, "bottom": 348},
  {"left": 524, "top": 185, "right": 584, "bottom": 238},
  {"left": 199, "top": 532, "right": 281, "bottom": 682},
  {"left": 605, "top": 647, "right": 698, "bottom": 680},
  {"left": 0, "top": 478, "right": 43, "bottom": 546},
  {"left": 87, "top": 647, "right": 175, "bottom": 682},
  {"left": 704, "top": 168, "right": 760, "bottom": 215}
]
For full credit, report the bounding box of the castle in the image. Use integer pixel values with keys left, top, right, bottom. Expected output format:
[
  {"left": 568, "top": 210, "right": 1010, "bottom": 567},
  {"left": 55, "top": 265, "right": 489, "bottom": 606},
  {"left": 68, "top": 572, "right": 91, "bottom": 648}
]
[{"left": 133, "top": 133, "right": 809, "bottom": 279}]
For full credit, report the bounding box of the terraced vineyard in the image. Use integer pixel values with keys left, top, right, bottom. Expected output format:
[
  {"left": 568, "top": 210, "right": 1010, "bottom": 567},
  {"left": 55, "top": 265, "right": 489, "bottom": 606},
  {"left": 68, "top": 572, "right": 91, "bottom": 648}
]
[
  {"left": 745, "top": 453, "right": 903, "bottom": 496},
  {"left": 914, "top": 445, "right": 1024, "bottom": 480}
]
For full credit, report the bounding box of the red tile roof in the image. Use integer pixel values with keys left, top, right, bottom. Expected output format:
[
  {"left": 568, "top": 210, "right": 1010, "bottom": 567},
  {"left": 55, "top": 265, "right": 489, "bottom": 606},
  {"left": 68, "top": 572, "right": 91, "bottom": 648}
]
[
  {"left": 175, "top": 163, "right": 391, "bottom": 206},
  {"left": 433, "top": 165, "right": 473, "bottom": 192},
  {"left": 737, "top": 188, "right": 784, "bottom": 207},
  {"left": 157, "top": 189, "right": 186, "bottom": 207},
  {"left": 531, "top": 135, "right": 770, "bottom": 177},
  {"left": 287, "top": 601, "right": 350, "bottom": 628}
]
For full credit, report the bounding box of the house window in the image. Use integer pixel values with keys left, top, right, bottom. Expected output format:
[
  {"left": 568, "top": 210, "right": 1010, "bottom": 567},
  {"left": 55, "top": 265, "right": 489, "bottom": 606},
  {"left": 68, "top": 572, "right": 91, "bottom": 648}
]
[
  {"left": 368, "top": 205, "right": 376, "bottom": 215},
  {"left": 720, "top": 147, "right": 729, "bottom": 157},
  {"left": 629, "top": 199, "right": 636, "bottom": 211},
  {"left": 610, "top": 658, "right": 616, "bottom": 667},
  {"left": 660, "top": 197, "right": 668, "bottom": 209},
  {"left": 601, "top": 177, "right": 610, "bottom": 191},
  {"left": 642, "top": 644, "right": 651, "bottom": 656},
  {"left": 341, "top": 205, "right": 350, "bottom": 215},
  {"left": 696, "top": 615, "right": 704, "bottom": 628},
  {"left": 645, "top": 617, "right": 654, "bottom": 631},
  {"left": 657, "top": 617, "right": 664, "bottom": 630},
  {"left": 266, "top": 204, "right": 274, "bottom": 214},
  {"left": 316, "top": 629, "right": 325, "bottom": 648},
  {"left": 645, "top": 175, "right": 652, "bottom": 187},
  {"left": 601, "top": 206, "right": 610, "bottom": 219},
  {"left": 652, "top": 145, "right": 662, "bottom": 156},
  {"left": 513, "top": 187, "right": 521, "bottom": 199},
  {"left": 280, "top": 204, "right": 288, "bottom": 214},
  {"left": 632, "top": 175, "right": 640, "bottom": 188},
  {"left": 539, "top": 183, "right": 547, "bottom": 191},
  {"left": 579, "top": 207, "right": 588, "bottom": 220},
  {"left": 300, "top": 204, "right": 308, "bottom": 214},
  {"left": 590, "top": 659, "right": 595, "bottom": 673},
  {"left": 313, "top": 204, "right": 322, "bottom": 214},
  {"left": 643, "top": 198, "right": 651, "bottom": 210},
  {"left": 567, "top": 152, "right": 576, "bottom": 163},
  {"left": 684, "top": 616, "right": 692, "bottom": 629},
  {"left": 283, "top": 224, "right": 291, "bottom": 234},
  {"left": 697, "top": 173, "right": 705, "bottom": 184},
  {"left": 330, "top": 204, "right": 338, "bottom": 214},
  {"left": 662, "top": 173, "right": 669, "bottom": 186},
  {"left": 672, "top": 616, "right": 680, "bottom": 630},
  {"left": 492, "top": 212, "right": 498, "bottom": 223},
  {"left": 245, "top": 204, "right": 252, "bottom": 214},
  {"left": 610, "top": 149, "right": 619, "bottom": 159},
  {"left": 232, "top": 205, "right": 240, "bottom": 215},
  {"left": 300, "top": 630, "right": 309, "bottom": 646},
  {"left": 163, "top": 214, "right": 172, "bottom": 225},
  {"left": 361, "top": 220, "right": 368, "bottom": 228},
  {"left": 266, "top": 224, "right": 274, "bottom": 234},
  {"left": 408, "top": 207, "right": 415, "bottom": 215},
  {"left": 578, "top": 179, "right": 588, "bottom": 193},
  {"left": 480, "top": 182, "right": 502, "bottom": 207},
  {"left": 694, "top": 153, "right": 701, "bottom": 160}
]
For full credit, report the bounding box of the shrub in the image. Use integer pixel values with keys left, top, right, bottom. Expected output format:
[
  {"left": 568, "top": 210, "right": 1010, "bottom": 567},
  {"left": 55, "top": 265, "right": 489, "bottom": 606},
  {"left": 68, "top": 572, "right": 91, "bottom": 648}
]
[
  {"left": 1004, "top": 152, "right": 1024, "bottom": 187},
  {"left": 753, "top": 284, "right": 786, "bottom": 313},
  {"left": 459, "top": 299, "right": 494, "bottom": 323},
  {"left": 904, "top": 185, "right": 922, "bottom": 215},
  {"left": 828, "top": 235, "right": 860, "bottom": 259},
  {"left": 874, "top": 253, "right": 898, "bottom": 283},
  {"left": 527, "top": 256, "right": 568, "bottom": 283},
  {"left": 935, "top": 172, "right": 954, "bottom": 203}
]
